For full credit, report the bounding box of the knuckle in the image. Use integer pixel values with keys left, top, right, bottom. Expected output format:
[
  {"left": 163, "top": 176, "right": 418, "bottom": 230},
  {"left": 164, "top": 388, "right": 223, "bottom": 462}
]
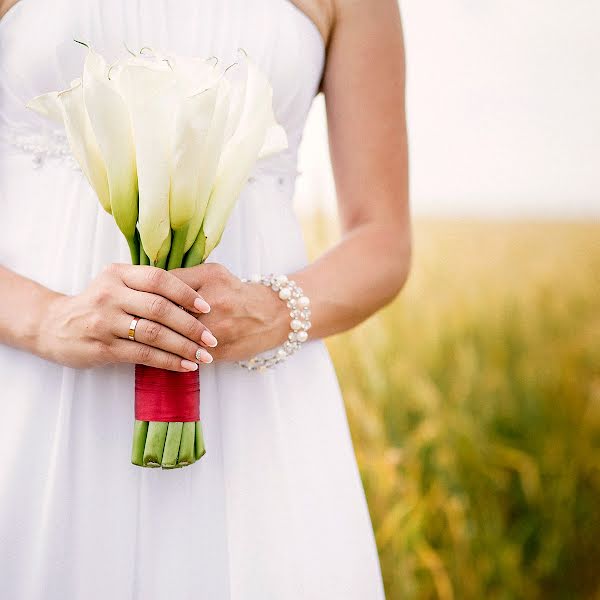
[
  {"left": 92, "top": 283, "right": 112, "bottom": 307},
  {"left": 161, "top": 353, "right": 179, "bottom": 371},
  {"left": 208, "top": 262, "right": 229, "bottom": 281},
  {"left": 137, "top": 344, "right": 153, "bottom": 364},
  {"left": 86, "top": 313, "right": 105, "bottom": 336},
  {"left": 180, "top": 340, "right": 196, "bottom": 359},
  {"left": 145, "top": 267, "right": 165, "bottom": 290},
  {"left": 144, "top": 320, "right": 162, "bottom": 344},
  {"left": 184, "top": 317, "right": 202, "bottom": 341},
  {"left": 102, "top": 262, "right": 121, "bottom": 277},
  {"left": 148, "top": 296, "right": 169, "bottom": 320}
]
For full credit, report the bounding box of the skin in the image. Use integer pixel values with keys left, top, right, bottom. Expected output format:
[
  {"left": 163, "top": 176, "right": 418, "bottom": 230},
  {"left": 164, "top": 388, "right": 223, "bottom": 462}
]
[{"left": 0, "top": 0, "right": 410, "bottom": 369}]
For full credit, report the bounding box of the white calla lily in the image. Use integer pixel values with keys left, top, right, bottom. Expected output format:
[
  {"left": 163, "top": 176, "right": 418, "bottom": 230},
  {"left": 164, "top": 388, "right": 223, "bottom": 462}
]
[
  {"left": 83, "top": 49, "right": 139, "bottom": 260},
  {"left": 27, "top": 80, "right": 112, "bottom": 215},
  {"left": 202, "top": 55, "right": 288, "bottom": 257},
  {"left": 120, "top": 62, "right": 176, "bottom": 265},
  {"left": 58, "top": 80, "right": 112, "bottom": 215}
]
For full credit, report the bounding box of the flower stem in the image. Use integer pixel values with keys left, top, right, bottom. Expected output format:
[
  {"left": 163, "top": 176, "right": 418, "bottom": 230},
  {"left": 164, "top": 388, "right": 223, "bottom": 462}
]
[
  {"left": 177, "top": 421, "right": 196, "bottom": 465},
  {"left": 167, "top": 226, "right": 189, "bottom": 270},
  {"left": 143, "top": 421, "right": 169, "bottom": 467},
  {"left": 127, "top": 231, "right": 140, "bottom": 266},
  {"left": 140, "top": 245, "right": 150, "bottom": 265},
  {"left": 131, "top": 419, "right": 149, "bottom": 466},
  {"left": 195, "top": 421, "right": 206, "bottom": 460},
  {"left": 154, "top": 230, "right": 172, "bottom": 269},
  {"left": 182, "top": 229, "right": 206, "bottom": 268},
  {"left": 161, "top": 422, "right": 183, "bottom": 468}
]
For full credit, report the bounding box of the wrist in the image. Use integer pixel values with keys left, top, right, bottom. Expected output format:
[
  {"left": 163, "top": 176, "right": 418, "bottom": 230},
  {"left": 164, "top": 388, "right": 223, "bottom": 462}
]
[
  {"left": 248, "top": 280, "right": 290, "bottom": 349},
  {"left": 30, "top": 290, "right": 68, "bottom": 362},
  {"left": 238, "top": 274, "right": 312, "bottom": 371}
]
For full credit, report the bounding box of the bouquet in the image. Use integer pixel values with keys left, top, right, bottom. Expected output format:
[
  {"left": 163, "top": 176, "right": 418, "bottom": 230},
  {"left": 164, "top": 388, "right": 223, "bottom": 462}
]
[{"left": 27, "top": 42, "right": 287, "bottom": 469}]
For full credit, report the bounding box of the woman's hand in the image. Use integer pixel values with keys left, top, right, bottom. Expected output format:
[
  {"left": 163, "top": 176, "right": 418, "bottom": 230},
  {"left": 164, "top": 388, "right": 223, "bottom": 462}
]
[
  {"left": 37, "top": 263, "right": 219, "bottom": 372},
  {"left": 171, "top": 263, "right": 291, "bottom": 362}
]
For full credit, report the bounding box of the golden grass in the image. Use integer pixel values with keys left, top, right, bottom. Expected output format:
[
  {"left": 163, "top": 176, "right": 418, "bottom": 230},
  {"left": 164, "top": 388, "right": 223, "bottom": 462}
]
[{"left": 303, "top": 217, "right": 600, "bottom": 600}]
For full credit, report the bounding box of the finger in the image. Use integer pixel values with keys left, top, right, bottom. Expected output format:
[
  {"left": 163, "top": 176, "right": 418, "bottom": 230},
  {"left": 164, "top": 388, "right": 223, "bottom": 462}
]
[
  {"left": 119, "top": 265, "right": 211, "bottom": 314},
  {"left": 120, "top": 289, "right": 219, "bottom": 349},
  {"left": 118, "top": 314, "right": 213, "bottom": 364},
  {"left": 111, "top": 338, "right": 200, "bottom": 372},
  {"left": 169, "top": 262, "right": 228, "bottom": 292}
]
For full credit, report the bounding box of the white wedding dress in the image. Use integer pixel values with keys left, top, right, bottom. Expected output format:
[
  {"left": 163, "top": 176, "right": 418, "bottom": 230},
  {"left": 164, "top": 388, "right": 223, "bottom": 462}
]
[{"left": 0, "top": 1, "right": 385, "bottom": 598}]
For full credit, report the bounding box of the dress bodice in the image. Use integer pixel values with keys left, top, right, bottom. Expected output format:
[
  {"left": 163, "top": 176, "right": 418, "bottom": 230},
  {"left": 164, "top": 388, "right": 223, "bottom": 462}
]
[{"left": 0, "top": 0, "right": 325, "bottom": 177}]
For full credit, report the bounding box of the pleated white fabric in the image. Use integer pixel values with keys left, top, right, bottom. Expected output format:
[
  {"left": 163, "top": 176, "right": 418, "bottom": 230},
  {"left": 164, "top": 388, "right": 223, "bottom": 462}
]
[{"left": 0, "top": 1, "right": 386, "bottom": 598}]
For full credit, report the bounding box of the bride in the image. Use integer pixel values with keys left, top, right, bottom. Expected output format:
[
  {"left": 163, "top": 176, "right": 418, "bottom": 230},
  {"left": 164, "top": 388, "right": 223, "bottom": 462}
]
[{"left": 0, "top": 0, "right": 409, "bottom": 598}]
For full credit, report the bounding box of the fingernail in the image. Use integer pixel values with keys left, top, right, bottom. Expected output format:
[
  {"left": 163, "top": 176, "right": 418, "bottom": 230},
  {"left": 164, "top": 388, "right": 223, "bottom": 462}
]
[
  {"left": 194, "top": 297, "right": 211, "bottom": 313},
  {"left": 181, "top": 359, "right": 199, "bottom": 371},
  {"left": 195, "top": 348, "right": 213, "bottom": 363},
  {"left": 201, "top": 330, "right": 218, "bottom": 347}
]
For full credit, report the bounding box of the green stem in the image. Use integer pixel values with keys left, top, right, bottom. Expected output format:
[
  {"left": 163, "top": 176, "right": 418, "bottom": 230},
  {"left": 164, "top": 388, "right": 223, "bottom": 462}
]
[
  {"left": 154, "top": 231, "right": 172, "bottom": 269},
  {"left": 131, "top": 420, "right": 149, "bottom": 466},
  {"left": 177, "top": 421, "right": 196, "bottom": 465},
  {"left": 139, "top": 245, "right": 150, "bottom": 265},
  {"left": 195, "top": 420, "right": 206, "bottom": 460},
  {"left": 143, "top": 421, "right": 169, "bottom": 467},
  {"left": 167, "top": 226, "right": 189, "bottom": 271},
  {"left": 161, "top": 422, "right": 183, "bottom": 468},
  {"left": 127, "top": 231, "right": 140, "bottom": 266},
  {"left": 183, "top": 229, "right": 206, "bottom": 268}
]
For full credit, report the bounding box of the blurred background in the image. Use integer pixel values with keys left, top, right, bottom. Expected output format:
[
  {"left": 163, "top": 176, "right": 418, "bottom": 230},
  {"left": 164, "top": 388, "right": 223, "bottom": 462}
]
[{"left": 293, "top": 1, "right": 600, "bottom": 598}]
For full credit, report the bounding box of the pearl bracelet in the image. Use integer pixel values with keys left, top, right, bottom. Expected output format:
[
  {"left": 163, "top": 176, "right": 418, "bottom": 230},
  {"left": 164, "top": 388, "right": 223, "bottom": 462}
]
[{"left": 237, "top": 274, "right": 312, "bottom": 371}]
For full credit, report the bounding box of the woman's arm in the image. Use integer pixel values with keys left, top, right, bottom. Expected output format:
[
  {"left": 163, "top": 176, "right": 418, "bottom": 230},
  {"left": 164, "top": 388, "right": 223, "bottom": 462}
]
[
  {"left": 293, "top": 0, "right": 410, "bottom": 338},
  {"left": 172, "top": 0, "right": 410, "bottom": 359}
]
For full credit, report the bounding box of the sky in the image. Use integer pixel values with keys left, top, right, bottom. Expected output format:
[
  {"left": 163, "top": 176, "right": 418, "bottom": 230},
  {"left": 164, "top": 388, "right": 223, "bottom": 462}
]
[{"left": 294, "top": 0, "right": 600, "bottom": 219}]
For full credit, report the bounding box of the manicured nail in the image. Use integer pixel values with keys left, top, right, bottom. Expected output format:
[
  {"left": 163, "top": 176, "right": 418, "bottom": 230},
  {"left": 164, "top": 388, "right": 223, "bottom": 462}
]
[
  {"left": 181, "top": 359, "right": 199, "bottom": 371},
  {"left": 195, "top": 348, "right": 213, "bottom": 363},
  {"left": 201, "top": 330, "right": 218, "bottom": 347},
  {"left": 194, "top": 297, "right": 211, "bottom": 313}
]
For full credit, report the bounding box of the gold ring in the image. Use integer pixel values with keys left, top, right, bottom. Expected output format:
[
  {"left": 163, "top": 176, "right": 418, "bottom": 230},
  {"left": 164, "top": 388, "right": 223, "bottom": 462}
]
[{"left": 128, "top": 316, "right": 141, "bottom": 341}]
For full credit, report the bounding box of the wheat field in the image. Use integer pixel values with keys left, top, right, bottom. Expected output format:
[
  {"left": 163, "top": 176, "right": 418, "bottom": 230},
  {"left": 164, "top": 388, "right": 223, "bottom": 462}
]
[{"left": 303, "top": 217, "right": 600, "bottom": 600}]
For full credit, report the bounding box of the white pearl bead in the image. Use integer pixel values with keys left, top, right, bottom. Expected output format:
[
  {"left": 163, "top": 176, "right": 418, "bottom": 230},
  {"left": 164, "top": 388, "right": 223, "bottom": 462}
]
[
  {"left": 278, "top": 287, "right": 292, "bottom": 300},
  {"left": 296, "top": 330, "right": 308, "bottom": 342},
  {"left": 290, "top": 319, "right": 302, "bottom": 331},
  {"left": 297, "top": 296, "right": 310, "bottom": 309},
  {"left": 277, "top": 348, "right": 288, "bottom": 359},
  {"left": 275, "top": 274, "right": 288, "bottom": 286}
]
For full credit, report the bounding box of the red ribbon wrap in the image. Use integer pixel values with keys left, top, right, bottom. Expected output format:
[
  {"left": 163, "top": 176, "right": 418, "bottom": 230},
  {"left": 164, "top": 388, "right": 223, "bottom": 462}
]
[{"left": 134, "top": 364, "right": 200, "bottom": 422}]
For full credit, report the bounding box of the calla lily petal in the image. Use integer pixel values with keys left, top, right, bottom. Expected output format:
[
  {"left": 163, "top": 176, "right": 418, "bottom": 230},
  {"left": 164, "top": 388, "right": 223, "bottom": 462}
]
[
  {"left": 83, "top": 49, "right": 138, "bottom": 244},
  {"left": 171, "top": 55, "right": 219, "bottom": 96},
  {"left": 26, "top": 91, "right": 64, "bottom": 123},
  {"left": 120, "top": 63, "right": 176, "bottom": 264},
  {"left": 57, "top": 79, "right": 111, "bottom": 214},
  {"left": 170, "top": 86, "right": 219, "bottom": 230},
  {"left": 182, "top": 77, "right": 232, "bottom": 252}
]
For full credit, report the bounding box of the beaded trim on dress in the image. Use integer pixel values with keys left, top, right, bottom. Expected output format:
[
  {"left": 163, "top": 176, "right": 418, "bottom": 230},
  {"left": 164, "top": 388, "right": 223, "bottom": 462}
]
[
  {"left": 0, "top": 124, "right": 302, "bottom": 185},
  {"left": 1, "top": 126, "right": 79, "bottom": 170}
]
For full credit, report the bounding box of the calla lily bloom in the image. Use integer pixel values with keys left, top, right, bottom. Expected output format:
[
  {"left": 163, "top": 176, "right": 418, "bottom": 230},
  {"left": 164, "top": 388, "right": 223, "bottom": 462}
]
[
  {"left": 27, "top": 79, "right": 112, "bottom": 215},
  {"left": 83, "top": 49, "right": 139, "bottom": 261},
  {"left": 202, "top": 53, "right": 288, "bottom": 258}
]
